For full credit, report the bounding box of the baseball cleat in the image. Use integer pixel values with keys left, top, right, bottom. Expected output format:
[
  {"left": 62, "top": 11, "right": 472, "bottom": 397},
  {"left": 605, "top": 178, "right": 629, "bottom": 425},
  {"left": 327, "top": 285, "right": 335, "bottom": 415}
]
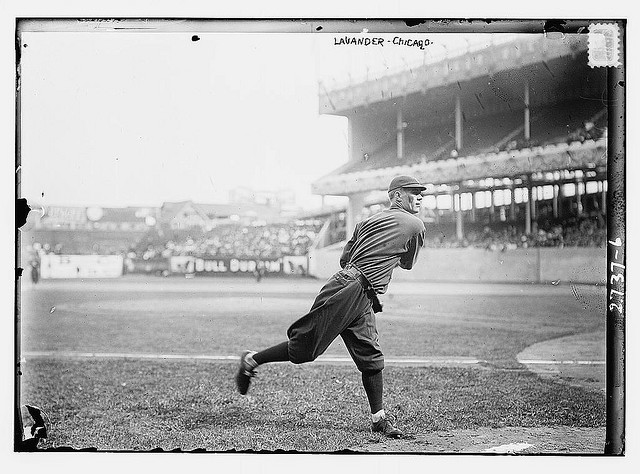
[
  {"left": 371, "top": 417, "right": 404, "bottom": 438},
  {"left": 235, "top": 350, "right": 258, "bottom": 395}
]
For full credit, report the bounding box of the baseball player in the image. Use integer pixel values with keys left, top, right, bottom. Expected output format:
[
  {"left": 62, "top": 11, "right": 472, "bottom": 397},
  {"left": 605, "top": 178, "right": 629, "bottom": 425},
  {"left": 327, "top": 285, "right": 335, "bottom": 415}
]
[{"left": 235, "top": 175, "right": 427, "bottom": 438}]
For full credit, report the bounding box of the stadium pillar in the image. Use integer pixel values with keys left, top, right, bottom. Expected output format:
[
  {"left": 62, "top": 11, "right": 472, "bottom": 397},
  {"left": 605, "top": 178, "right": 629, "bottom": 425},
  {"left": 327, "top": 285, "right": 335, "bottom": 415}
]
[
  {"left": 531, "top": 186, "right": 537, "bottom": 220},
  {"left": 455, "top": 95, "right": 463, "bottom": 151},
  {"left": 525, "top": 178, "right": 532, "bottom": 235},
  {"left": 509, "top": 183, "right": 516, "bottom": 221},
  {"left": 346, "top": 192, "right": 366, "bottom": 237},
  {"left": 453, "top": 188, "right": 464, "bottom": 240},
  {"left": 600, "top": 181, "right": 607, "bottom": 214},
  {"left": 396, "top": 107, "right": 404, "bottom": 160},
  {"left": 489, "top": 188, "right": 495, "bottom": 223},
  {"left": 557, "top": 182, "right": 564, "bottom": 219},
  {"left": 524, "top": 80, "right": 530, "bottom": 140},
  {"left": 552, "top": 185, "right": 559, "bottom": 218},
  {"left": 470, "top": 191, "right": 476, "bottom": 223},
  {"left": 575, "top": 178, "right": 584, "bottom": 216}
]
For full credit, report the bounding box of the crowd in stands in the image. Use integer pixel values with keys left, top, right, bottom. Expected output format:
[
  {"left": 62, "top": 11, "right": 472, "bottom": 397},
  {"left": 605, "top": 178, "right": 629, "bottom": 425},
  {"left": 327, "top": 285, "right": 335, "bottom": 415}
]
[
  {"left": 30, "top": 242, "right": 63, "bottom": 255},
  {"left": 132, "top": 221, "right": 324, "bottom": 261},
  {"left": 422, "top": 216, "right": 606, "bottom": 251},
  {"left": 565, "top": 121, "right": 606, "bottom": 145},
  {"left": 28, "top": 214, "right": 606, "bottom": 261},
  {"left": 496, "top": 123, "right": 606, "bottom": 154}
]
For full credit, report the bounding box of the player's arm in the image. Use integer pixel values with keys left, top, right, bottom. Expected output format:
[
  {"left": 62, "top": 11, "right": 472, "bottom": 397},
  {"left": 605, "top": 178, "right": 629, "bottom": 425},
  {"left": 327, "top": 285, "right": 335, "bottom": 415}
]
[
  {"left": 339, "top": 223, "right": 359, "bottom": 268},
  {"left": 398, "top": 226, "right": 425, "bottom": 270}
]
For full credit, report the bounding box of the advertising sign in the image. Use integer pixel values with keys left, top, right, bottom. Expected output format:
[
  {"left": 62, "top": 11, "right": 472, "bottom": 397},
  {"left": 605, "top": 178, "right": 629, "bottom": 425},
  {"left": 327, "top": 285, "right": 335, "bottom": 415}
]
[
  {"left": 168, "top": 256, "right": 297, "bottom": 276},
  {"left": 193, "top": 257, "right": 282, "bottom": 275},
  {"left": 126, "top": 258, "right": 170, "bottom": 275},
  {"left": 40, "top": 254, "right": 123, "bottom": 279}
]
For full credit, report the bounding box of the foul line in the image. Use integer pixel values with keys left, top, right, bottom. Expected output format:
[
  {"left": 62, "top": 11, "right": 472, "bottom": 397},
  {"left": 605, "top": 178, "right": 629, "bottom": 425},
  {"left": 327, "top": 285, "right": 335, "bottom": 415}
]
[
  {"left": 21, "top": 352, "right": 605, "bottom": 366},
  {"left": 519, "top": 359, "right": 605, "bottom": 365},
  {"left": 21, "top": 351, "right": 484, "bottom": 366}
]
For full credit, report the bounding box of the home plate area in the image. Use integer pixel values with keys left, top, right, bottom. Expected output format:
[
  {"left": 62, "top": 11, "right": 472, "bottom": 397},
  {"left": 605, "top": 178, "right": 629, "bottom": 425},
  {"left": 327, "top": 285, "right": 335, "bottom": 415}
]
[{"left": 360, "top": 427, "right": 604, "bottom": 454}]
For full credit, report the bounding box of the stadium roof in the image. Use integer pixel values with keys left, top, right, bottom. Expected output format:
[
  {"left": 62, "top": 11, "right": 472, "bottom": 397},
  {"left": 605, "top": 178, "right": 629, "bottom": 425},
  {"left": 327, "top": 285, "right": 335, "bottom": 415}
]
[
  {"left": 196, "top": 202, "right": 283, "bottom": 220},
  {"left": 319, "top": 34, "right": 589, "bottom": 118},
  {"left": 159, "top": 200, "right": 286, "bottom": 223},
  {"left": 313, "top": 33, "right": 607, "bottom": 197},
  {"left": 100, "top": 207, "right": 148, "bottom": 223}
]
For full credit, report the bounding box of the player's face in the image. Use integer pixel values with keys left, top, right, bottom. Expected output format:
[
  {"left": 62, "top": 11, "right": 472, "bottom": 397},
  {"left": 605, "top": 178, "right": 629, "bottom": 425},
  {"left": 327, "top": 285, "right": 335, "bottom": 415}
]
[{"left": 399, "top": 188, "right": 423, "bottom": 214}]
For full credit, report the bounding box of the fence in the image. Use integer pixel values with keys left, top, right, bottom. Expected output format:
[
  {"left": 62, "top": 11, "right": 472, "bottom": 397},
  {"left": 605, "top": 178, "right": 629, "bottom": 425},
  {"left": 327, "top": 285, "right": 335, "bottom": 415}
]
[{"left": 308, "top": 246, "right": 606, "bottom": 284}]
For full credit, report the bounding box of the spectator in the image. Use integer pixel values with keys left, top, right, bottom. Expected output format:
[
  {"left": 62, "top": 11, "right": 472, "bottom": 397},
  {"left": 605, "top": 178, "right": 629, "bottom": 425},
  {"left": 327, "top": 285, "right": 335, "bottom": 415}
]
[
  {"left": 30, "top": 260, "right": 40, "bottom": 284},
  {"left": 418, "top": 217, "right": 604, "bottom": 250}
]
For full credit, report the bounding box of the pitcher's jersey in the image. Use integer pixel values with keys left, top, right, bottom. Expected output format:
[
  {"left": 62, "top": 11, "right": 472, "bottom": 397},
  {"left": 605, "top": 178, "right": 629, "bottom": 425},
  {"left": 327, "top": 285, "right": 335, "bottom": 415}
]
[{"left": 339, "top": 206, "right": 426, "bottom": 294}]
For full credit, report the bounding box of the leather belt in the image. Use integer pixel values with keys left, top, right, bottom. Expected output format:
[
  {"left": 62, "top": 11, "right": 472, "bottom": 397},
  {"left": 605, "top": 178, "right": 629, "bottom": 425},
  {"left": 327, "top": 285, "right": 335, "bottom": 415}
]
[{"left": 345, "top": 264, "right": 383, "bottom": 313}]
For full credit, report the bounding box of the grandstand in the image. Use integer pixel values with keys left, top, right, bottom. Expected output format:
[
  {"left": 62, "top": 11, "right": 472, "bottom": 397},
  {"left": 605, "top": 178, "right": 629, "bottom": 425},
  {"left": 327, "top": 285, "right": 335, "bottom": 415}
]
[
  {"left": 21, "top": 199, "right": 325, "bottom": 278},
  {"left": 132, "top": 220, "right": 324, "bottom": 260},
  {"left": 22, "top": 206, "right": 153, "bottom": 257},
  {"left": 20, "top": 34, "right": 609, "bottom": 284},
  {"left": 312, "top": 34, "right": 607, "bottom": 247}
]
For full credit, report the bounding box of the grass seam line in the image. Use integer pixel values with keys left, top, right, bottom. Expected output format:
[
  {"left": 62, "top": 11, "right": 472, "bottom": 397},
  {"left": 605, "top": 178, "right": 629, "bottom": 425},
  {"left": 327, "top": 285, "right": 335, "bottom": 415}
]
[
  {"left": 21, "top": 351, "right": 486, "bottom": 366},
  {"left": 518, "top": 359, "right": 605, "bottom": 365}
]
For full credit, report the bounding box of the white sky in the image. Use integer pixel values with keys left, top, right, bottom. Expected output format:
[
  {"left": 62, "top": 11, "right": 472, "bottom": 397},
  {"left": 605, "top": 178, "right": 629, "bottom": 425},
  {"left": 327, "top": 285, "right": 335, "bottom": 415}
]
[{"left": 19, "top": 30, "right": 514, "bottom": 210}]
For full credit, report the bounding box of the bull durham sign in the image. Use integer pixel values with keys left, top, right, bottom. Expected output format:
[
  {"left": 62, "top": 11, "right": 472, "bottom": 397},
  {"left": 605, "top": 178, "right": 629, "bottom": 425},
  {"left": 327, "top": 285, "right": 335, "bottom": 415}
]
[{"left": 193, "top": 257, "right": 282, "bottom": 274}]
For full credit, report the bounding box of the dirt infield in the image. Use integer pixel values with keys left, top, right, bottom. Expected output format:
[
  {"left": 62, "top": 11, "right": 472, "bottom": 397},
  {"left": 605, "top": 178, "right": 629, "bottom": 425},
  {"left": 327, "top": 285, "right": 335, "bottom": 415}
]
[
  {"left": 518, "top": 331, "right": 606, "bottom": 393},
  {"left": 360, "top": 426, "right": 604, "bottom": 453}
]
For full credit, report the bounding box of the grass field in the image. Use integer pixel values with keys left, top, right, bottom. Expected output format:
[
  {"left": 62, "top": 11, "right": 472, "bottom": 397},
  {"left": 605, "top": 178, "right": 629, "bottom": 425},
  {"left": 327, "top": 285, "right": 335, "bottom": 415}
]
[{"left": 18, "top": 275, "right": 607, "bottom": 453}]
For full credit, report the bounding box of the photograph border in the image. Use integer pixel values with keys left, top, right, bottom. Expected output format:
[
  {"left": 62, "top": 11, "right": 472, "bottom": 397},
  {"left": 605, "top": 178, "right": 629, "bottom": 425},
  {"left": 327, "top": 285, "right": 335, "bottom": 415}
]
[{"left": 12, "top": 17, "right": 626, "bottom": 456}]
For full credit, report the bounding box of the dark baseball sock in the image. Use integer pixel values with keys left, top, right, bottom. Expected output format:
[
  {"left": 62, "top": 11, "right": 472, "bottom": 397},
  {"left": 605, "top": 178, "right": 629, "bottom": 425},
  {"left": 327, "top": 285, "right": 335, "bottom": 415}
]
[
  {"left": 361, "top": 369, "right": 384, "bottom": 414},
  {"left": 252, "top": 341, "right": 290, "bottom": 365}
]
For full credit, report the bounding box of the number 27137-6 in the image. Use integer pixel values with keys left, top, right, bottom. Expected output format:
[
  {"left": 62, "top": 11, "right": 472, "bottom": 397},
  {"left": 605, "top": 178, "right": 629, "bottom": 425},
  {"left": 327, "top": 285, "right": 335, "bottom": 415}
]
[{"left": 609, "top": 302, "right": 623, "bottom": 314}]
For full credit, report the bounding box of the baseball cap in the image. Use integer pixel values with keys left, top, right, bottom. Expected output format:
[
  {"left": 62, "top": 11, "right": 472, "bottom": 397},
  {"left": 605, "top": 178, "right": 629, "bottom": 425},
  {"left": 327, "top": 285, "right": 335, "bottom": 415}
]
[{"left": 388, "top": 175, "right": 427, "bottom": 193}]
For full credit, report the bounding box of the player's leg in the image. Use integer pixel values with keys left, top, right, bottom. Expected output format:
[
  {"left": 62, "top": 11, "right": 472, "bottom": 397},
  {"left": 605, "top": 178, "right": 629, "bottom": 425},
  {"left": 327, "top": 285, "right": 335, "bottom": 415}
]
[
  {"left": 361, "top": 369, "right": 383, "bottom": 414},
  {"left": 253, "top": 341, "right": 290, "bottom": 364},
  {"left": 286, "top": 274, "right": 364, "bottom": 364},
  {"left": 235, "top": 276, "right": 346, "bottom": 395},
  {"left": 235, "top": 280, "right": 342, "bottom": 396},
  {"left": 236, "top": 271, "right": 363, "bottom": 395},
  {"left": 360, "top": 369, "right": 401, "bottom": 437},
  {"left": 341, "top": 311, "right": 403, "bottom": 438},
  {"left": 235, "top": 342, "right": 290, "bottom": 395}
]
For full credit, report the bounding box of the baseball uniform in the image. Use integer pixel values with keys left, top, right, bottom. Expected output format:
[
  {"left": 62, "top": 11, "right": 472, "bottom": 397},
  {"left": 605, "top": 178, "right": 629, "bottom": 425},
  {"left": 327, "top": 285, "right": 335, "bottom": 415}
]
[{"left": 286, "top": 204, "right": 426, "bottom": 371}]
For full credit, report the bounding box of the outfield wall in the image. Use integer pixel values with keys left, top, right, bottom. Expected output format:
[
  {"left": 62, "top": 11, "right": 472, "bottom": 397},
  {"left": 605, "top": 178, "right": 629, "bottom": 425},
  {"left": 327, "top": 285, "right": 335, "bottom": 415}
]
[
  {"left": 308, "top": 246, "right": 606, "bottom": 284},
  {"left": 40, "top": 254, "right": 124, "bottom": 279}
]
